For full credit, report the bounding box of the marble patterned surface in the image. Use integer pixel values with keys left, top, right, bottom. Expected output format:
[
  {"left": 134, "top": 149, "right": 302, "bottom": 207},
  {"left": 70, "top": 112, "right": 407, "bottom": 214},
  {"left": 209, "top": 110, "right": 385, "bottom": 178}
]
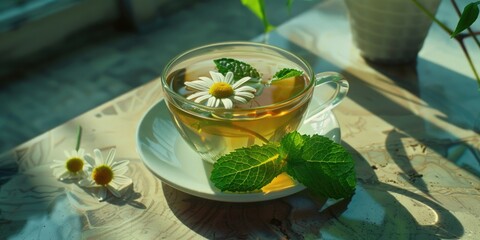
[{"left": 1, "top": 0, "right": 479, "bottom": 239}]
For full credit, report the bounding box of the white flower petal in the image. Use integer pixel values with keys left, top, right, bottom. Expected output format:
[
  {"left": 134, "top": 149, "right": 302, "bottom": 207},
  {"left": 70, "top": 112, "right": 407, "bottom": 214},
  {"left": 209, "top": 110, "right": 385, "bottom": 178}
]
[
  {"left": 94, "top": 149, "right": 103, "bottom": 165},
  {"left": 72, "top": 150, "right": 79, "bottom": 157},
  {"left": 186, "top": 91, "right": 209, "bottom": 100},
  {"left": 232, "top": 76, "right": 251, "bottom": 88},
  {"left": 114, "top": 166, "right": 129, "bottom": 174},
  {"left": 233, "top": 96, "right": 247, "bottom": 103},
  {"left": 108, "top": 181, "right": 119, "bottom": 190},
  {"left": 113, "top": 166, "right": 128, "bottom": 176},
  {"left": 214, "top": 98, "right": 220, "bottom": 108},
  {"left": 105, "top": 148, "right": 116, "bottom": 166},
  {"left": 207, "top": 97, "right": 216, "bottom": 107},
  {"left": 199, "top": 77, "right": 215, "bottom": 85},
  {"left": 107, "top": 185, "right": 121, "bottom": 197},
  {"left": 210, "top": 71, "right": 224, "bottom": 83},
  {"left": 112, "top": 159, "right": 129, "bottom": 169},
  {"left": 235, "top": 91, "right": 255, "bottom": 99},
  {"left": 194, "top": 94, "right": 212, "bottom": 103},
  {"left": 235, "top": 86, "right": 256, "bottom": 93},
  {"left": 51, "top": 160, "right": 64, "bottom": 166},
  {"left": 185, "top": 81, "right": 211, "bottom": 91},
  {"left": 221, "top": 98, "right": 233, "bottom": 109},
  {"left": 77, "top": 148, "right": 85, "bottom": 157},
  {"left": 84, "top": 154, "right": 96, "bottom": 167},
  {"left": 64, "top": 150, "right": 71, "bottom": 158},
  {"left": 113, "top": 175, "right": 132, "bottom": 185},
  {"left": 225, "top": 72, "right": 234, "bottom": 84}
]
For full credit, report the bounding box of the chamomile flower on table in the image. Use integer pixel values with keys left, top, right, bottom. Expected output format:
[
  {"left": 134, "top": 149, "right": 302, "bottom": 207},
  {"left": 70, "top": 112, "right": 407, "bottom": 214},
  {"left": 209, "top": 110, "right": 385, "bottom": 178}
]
[
  {"left": 51, "top": 148, "right": 87, "bottom": 181},
  {"left": 79, "top": 148, "right": 132, "bottom": 201},
  {"left": 185, "top": 71, "right": 256, "bottom": 109}
]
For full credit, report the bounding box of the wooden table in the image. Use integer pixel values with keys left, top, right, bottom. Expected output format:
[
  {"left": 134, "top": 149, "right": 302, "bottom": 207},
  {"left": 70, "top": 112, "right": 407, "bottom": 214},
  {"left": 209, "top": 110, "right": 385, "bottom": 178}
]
[{"left": 1, "top": 1, "right": 479, "bottom": 239}]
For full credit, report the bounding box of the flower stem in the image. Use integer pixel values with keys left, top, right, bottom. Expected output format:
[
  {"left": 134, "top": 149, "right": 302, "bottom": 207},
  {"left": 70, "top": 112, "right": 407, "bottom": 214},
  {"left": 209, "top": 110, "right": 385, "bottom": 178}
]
[
  {"left": 75, "top": 126, "right": 82, "bottom": 151},
  {"left": 232, "top": 124, "right": 270, "bottom": 144}
]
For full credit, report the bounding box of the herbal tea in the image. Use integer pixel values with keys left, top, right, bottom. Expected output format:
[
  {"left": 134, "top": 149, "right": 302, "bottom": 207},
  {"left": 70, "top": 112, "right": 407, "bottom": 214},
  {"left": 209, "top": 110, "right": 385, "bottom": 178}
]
[{"left": 165, "top": 58, "right": 312, "bottom": 162}]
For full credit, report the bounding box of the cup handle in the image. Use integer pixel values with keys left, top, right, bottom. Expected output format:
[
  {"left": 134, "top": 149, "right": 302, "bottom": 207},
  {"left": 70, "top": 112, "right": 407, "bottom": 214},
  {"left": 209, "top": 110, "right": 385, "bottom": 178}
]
[{"left": 304, "top": 71, "right": 349, "bottom": 123}]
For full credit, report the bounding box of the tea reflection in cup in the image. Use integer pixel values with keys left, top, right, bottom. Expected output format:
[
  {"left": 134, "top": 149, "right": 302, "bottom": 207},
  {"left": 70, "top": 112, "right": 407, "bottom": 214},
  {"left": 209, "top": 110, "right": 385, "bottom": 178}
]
[{"left": 161, "top": 42, "right": 348, "bottom": 163}]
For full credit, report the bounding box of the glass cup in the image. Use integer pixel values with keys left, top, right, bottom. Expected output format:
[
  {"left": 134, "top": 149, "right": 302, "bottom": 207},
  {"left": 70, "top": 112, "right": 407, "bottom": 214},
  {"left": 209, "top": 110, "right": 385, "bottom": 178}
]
[{"left": 161, "top": 42, "right": 348, "bottom": 163}]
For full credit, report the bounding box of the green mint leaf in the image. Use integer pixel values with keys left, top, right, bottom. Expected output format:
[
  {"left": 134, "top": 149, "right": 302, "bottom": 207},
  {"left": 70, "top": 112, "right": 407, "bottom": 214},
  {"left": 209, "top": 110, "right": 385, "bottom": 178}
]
[
  {"left": 451, "top": 1, "right": 480, "bottom": 37},
  {"left": 280, "top": 131, "right": 306, "bottom": 159},
  {"left": 214, "top": 58, "right": 261, "bottom": 81},
  {"left": 272, "top": 68, "right": 303, "bottom": 81},
  {"left": 210, "top": 143, "right": 284, "bottom": 192},
  {"left": 286, "top": 134, "right": 356, "bottom": 199}
]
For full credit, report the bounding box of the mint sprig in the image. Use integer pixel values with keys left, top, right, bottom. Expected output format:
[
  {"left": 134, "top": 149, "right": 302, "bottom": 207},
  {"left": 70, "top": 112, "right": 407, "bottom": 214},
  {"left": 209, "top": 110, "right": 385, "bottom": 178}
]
[
  {"left": 214, "top": 58, "right": 261, "bottom": 81},
  {"left": 284, "top": 132, "right": 356, "bottom": 199},
  {"left": 210, "top": 143, "right": 284, "bottom": 192},
  {"left": 210, "top": 131, "right": 356, "bottom": 199},
  {"left": 213, "top": 58, "right": 302, "bottom": 82},
  {"left": 272, "top": 68, "right": 303, "bottom": 81}
]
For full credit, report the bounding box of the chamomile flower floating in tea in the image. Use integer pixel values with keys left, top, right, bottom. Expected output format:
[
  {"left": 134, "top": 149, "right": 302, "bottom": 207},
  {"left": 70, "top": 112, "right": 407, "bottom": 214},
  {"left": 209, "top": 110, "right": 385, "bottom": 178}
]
[
  {"left": 79, "top": 148, "right": 132, "bottom": 201},
  {"left": 51, "top": 148, "right": 87, "bottom": 180},
  {"left": 185, "top": 71, "right": 256, "bottom": 109}
]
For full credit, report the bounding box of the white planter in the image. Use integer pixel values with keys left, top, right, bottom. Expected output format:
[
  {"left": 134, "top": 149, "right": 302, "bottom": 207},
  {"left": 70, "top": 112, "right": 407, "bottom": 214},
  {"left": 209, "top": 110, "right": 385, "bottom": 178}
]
[{"left": 345, "top": 0, "right": 441, "bottom": 63}]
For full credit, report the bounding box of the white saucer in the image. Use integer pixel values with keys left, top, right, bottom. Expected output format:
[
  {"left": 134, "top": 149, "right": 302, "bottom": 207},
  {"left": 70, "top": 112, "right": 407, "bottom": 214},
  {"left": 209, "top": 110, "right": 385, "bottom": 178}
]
[{"left": 136, "top": 100, "right": 341, "bottom": 202}]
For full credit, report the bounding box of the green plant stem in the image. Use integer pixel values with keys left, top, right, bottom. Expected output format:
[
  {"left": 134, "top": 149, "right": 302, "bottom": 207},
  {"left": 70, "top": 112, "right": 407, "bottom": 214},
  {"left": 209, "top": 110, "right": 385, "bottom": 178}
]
[
  {"left": 458, "top": 39, "right": 480, "bottom": 87},
  {"left": 467, "top": 28, "right": 480, "bottom": 49},
  {"left": 198, "top": 120, "right": 269, "bottom": 144},
  {"left": 411, "top": 0, "right": 480, "bottom": 89},
  {"left": 450, "top": 0, "right": 480, "bottom": 87},
  {"left": 75, "top": 126, "right": 82, "bottom": 151},
  {"left": 231, "top": 124, "right": 269, "bottom": 144},
  {"left": 459, "top": 38, "right": 480, "bottom": 84},
  {"left": 410, "top": 0, "right": 453, "bottom": 34}
]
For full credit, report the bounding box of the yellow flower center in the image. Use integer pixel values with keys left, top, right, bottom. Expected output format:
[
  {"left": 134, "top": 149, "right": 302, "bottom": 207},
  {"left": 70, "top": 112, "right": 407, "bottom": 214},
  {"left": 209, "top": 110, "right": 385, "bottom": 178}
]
[
  {"left": 92, "top": 165, "right": 114, "bottom": 185},
  {"left": 65, "top": 157, "right": 84, "bottom": 173},
  {"left": 209, "top": 82, "right": 234, "bottom": 98}
]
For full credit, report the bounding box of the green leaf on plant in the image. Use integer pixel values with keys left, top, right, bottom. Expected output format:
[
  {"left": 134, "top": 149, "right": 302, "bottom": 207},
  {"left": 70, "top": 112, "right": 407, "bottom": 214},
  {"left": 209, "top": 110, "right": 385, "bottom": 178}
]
[
  {"left": 241, "top": 0, "right": 275, "bottom": 32},
  {"left": 210, "top": 131, "right": 357, "bottom": 199},
  {"left": 272, "top": 68, "right": 303, "bottom": 81},
  {"left": 287, "top": 0, "right": 294, "bottom": 13},
  {"left": 210, "top": 143, "right": 284, "bottom": 192},
  {"left": 214, "top": 58, "right": 261, "bottom": 81},
  {"left": 451, "top": 1, "right": 480, "bottom": 37},
  {"left": 285, "top": 134, "right": 356, "bottom": 199},
  {"left": 279, "top": 131, "right": 305, "bottom": 159}
]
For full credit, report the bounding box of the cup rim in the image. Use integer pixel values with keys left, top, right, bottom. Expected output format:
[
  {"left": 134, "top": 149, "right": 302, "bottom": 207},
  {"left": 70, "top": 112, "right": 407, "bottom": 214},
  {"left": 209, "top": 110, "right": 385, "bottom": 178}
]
[{"left": 161, "top": 41, "right": 315, "bottom": 115}]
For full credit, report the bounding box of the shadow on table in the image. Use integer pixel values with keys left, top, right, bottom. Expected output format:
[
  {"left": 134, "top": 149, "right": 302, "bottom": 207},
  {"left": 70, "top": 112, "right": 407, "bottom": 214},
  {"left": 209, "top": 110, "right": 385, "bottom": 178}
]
[
  {"left": 275, "top": 33, "right": 480, "bottom": 177},
  {"left": 163, "top": 141, "right": 464, "bottom": 239},
  {"left": 273, "top": 36, "right": 479, "bottom": 203},
  {"left": 345, "top": 58, "right": 480, "bottom": 182},
  {"left": 0, "top": 163, "right": 81, "bottom": 239}
]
